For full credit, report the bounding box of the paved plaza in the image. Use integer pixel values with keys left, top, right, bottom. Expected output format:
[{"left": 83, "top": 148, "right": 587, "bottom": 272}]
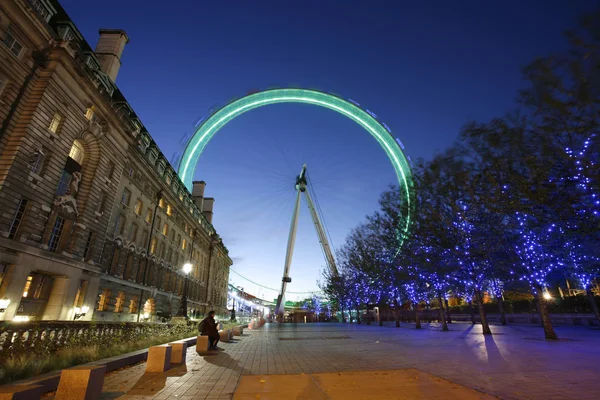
[{"left": 100, "top": 322, "right": 600, "bottom": 400}]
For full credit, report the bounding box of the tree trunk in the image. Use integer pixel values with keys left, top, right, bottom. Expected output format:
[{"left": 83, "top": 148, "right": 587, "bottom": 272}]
[
  {"left": 444, "top": 298, "right": 452, "bottom": 324},
  {"left": 356, "top": 307, "right": 361, "bottom": 324},
  {"left": 498, "top": 297, "right": 507, "bottom": 325},
  {"left": 437, "top": 296, "right": 449, "bottom": 331},
  {"left": 340, "top": 304, "right": 346, "bottom": 323},
  {"left": 469, "top": 300, "right": 476, "bottom": 324},
  {"left": 536, "top": 287, "right": 558, "bottom": 340},
  {"left": 426, "top": 303, "right": 431, "bottom": 322},
  {"left": 586, "top": 289, "right": 600, "bottom": 322},
  {"left": 475, "top": 288, "right": 492, "bottom": 335},
  {"left": 393, "top": 300, "right": 401, "bottom": 327},
  {"left": 414, "top": 302, "right": 421, "bottom": 329}
]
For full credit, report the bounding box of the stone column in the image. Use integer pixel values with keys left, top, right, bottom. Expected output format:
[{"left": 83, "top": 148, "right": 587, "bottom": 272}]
[
  {"left": 42, "top": 277, "right": 70, "bottom": 320},
  {"left": 58, "top": 274, "right": 84, "bottom": 320},
  {"left": 0, "top": 264, "right": 31, "bottom": 321}
]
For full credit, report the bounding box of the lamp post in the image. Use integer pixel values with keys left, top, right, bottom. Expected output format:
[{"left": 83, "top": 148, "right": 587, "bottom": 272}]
[{"left": 176, "top": 262, "right": 192, "bottom": 318}]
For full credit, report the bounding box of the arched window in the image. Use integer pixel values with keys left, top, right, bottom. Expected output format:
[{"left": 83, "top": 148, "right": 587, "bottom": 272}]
[{"left": 69, "top": 140, "right": 85, "bottom": 165}]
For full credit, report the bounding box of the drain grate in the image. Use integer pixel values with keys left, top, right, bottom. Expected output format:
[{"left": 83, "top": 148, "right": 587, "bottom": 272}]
[{"left": 279, "top": 336, "right": 352, "bottom": 341}]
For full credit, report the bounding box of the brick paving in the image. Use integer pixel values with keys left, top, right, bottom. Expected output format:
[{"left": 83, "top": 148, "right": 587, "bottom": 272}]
[{"left": 102, "top": 322, "right": 600, "bottom": 400}]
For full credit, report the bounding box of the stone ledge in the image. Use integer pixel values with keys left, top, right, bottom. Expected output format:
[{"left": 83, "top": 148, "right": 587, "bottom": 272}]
[{"left": 9, "top": 336, "right": 197, "bottom": 395}]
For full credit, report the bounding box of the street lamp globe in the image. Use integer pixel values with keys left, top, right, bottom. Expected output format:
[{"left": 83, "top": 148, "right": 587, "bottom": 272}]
[{"left": 183, "top": 263, "right": 192, "bottom": 274}]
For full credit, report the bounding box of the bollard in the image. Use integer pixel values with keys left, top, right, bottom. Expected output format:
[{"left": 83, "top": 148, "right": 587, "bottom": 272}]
[
  {"left": 196, "top": 335, "right": 210, "bottom": 354},
  {"left": 55, "top": 365, "right": 106, "bottom": 400},
  {"left": 168, "top": 341, "right": 188, "bottom": 364},
  {"left": 146, "top": 345, "right": 172, "bottom": 372}
]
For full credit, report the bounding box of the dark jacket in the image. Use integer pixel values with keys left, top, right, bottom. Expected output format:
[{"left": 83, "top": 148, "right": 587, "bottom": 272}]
[{"left": 199, "top": 315, "right": 219, "bottom": 337}]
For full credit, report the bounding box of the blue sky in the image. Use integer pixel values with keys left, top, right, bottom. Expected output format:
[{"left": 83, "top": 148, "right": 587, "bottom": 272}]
[{"left": 61, "top": 0, "right": 596, "bottom": 301}]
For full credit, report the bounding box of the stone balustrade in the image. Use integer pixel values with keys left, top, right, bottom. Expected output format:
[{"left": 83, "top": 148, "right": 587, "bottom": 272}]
[{"left": 0, "top": 321, "right": 196, "bottom": 360}]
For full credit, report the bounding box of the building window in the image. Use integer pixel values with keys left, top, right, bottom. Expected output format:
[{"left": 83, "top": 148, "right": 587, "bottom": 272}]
[
  {"left": 0, "top": 73, "right": 7, "bottom": 97},
  {"left": 177, "top": 234, "right": 181, "bottom": 247},
  {"left": 83, "top": 231, "right": 94, "bottom": 261},
  {"left": 129, "top": 297, "right": 138, "bottom": 313},
  {"left": 28, "top": 0, "right": 54, "bottom": 22},
  {"left": 8, "top": 198, "right": 28, "bottom": 240},
  {"left": 22, "top": 275, "right": 33, "bottom": 297},
  {"left": 127, "top": 167, "right": 134, "bottom": 178},
  {"left": 155, "top": 217, "right": 161, "bottom": 231},
  {"left": 2, "top": 29, "right": 24, "bottom": 58},
  {"left": 128, "top": 223, "right": 138, "bottom": 242},
  {"left": 113, "top": 214, "right": 125, "bottom": 236},
  {"left": 106, "top": 161, "right": 115, "bottom": 180},
  {"left": 150, "top": 237, "right": 157, "bottom": 254},
  {"left": 166, "top": 204, "right": 173, "bottom": 216},
  {"left": 159, "top": 198, "right": 166, "bottom": 209},
  {"left": 29, "top": 147, "right": 49, "bottom": 176},
  {"left": 166, "top": 247, "right": 172, "bottom": 263},
  {"left": 170, "top": 230, "right": 175, "bottom": 242},
  {"left": 97, "top": 289, "right": 110, "bottom": 311},
  {"left": 140, "top": 230, "right": 148, "bottom": 248},
  {"left": 134, "top": 199, "right": 143, "bottom": 215},
  {"left": 96, "top": 191, "right": 107, "bottom": 214},
  {"left": 158, "top": 243, "right": 165, "bottom": 259},
  {"left": 121, "top": 188, "right": 131, "bottom": 207},
  {"left": 85, "top": 107, "right": 95, "bottom": 121},
  {"left": 114, "top": 292, "right": 126, "bottom": 313},
  {"left": 69, "top": 140, "right": 85, "bottom": 165},
  {"left": 49, "top": 112, "right": 62, "bottom": 134},
  {"left": 162, "top": 223, "right": 168, "bottom": 236},
  {"left": 48, "top": 216, "right": 65, "bottom": 252},
  {"left": 182, "top": 238, "right": 187, "bottom": 251},
  {"left": 145, "top": 208, "right": 152, "bottom": 224}
]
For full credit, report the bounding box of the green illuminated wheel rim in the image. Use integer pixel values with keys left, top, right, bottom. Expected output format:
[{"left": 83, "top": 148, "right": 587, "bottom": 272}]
[{"left": 177, "top": 88, "right": 414, "bottom": 239}]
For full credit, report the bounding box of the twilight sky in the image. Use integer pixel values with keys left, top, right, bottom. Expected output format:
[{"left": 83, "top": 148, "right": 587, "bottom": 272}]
[{"left": 61, "top": 0, "right": 596, "bottom": 301}]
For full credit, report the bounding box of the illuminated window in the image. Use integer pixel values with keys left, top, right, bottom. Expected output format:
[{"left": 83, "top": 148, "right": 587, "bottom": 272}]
[
  {"left": 85, "top": 107, "right": 94, "bottom": 120},
  {"left": 69, "top": 140, "right": 85, "bottom": 165},
  {"left": 2, "top": 29, "right": 24, "bottom": 58},
  {"left": 121, "top": 188, "right": 131, "bottom": 206},
  {"left": 114, "top": 292, "right": 125, "bottom": 313},
  {"left": 166, "top": 204, "right": 173, "bottom": 216},
  {"left": 22, "top": 275, "right": 33, "bottom": 298},
  {"left": 97, "top": 289, "right": 110, "bottom": 311},
  {"left": 159, "top": 198, "right": 166, "bottom": 208},
  {"left": 134, "top": 199, "right": 143, "bottom": 215},
  {"left": 150, "top": 237, "right": 157, "bottom": 254},
  {"left": 143, "top": 298, "right": 154, "bottom": 314},
  {"left": 49, "top": 113, "right": 62, "bottom": 134},
  {"left": 182, "top": 238, "right": 187, "bottom": 251},
  {"left": 162, "top": 223, "right": 168, "bottom": 236},
  {"left": 145, "top": 208, "right": 152, "bottom": 224},
  {"left": 129, "top": 297, "right": 138, "bottom": 313}
]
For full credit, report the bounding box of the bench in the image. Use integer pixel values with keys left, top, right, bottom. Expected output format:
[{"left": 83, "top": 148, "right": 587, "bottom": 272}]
[
  {"left": 146, "top": 345, "right": 172, "bottom": 372},
  {"left": 0, "top": 385, "right": 43, "bottom": 400},
  {"left": 167, "top": 341, "right": 188, "bottom": 364},
  {"left": 196, "top": 335, "right": 210, "bottom": 354},
  {"left": 55, "top": 365, "right": 106, "bottom": 400},
  {"left": 219, "top": 329, "right": 231, "bottom": 343}
]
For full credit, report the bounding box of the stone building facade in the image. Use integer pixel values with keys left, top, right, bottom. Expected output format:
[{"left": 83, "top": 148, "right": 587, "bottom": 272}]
[{"left": 0, "top": 0, "right": 232, "bottom": 322}]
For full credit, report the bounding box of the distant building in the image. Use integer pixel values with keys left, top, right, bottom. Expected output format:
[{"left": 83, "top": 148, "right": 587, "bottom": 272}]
[{"left": 0, "top": 0, "right": 232, "bottom": 322}]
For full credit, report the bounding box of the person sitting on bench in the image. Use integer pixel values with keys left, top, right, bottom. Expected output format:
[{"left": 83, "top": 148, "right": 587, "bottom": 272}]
[{"left": 199, "top": 310, "right": 221, "bottom": 350}]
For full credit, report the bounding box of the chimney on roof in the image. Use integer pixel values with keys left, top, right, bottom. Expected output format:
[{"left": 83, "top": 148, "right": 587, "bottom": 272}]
[
  {"left": 192, "top": 181, "right": 206, "bottom": 210},
  {"left": 94, "top": 29, "right": 129, "bottom": 82},
  {"left": 203, "top": 198, "right": 214, "bottom": 225}
]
